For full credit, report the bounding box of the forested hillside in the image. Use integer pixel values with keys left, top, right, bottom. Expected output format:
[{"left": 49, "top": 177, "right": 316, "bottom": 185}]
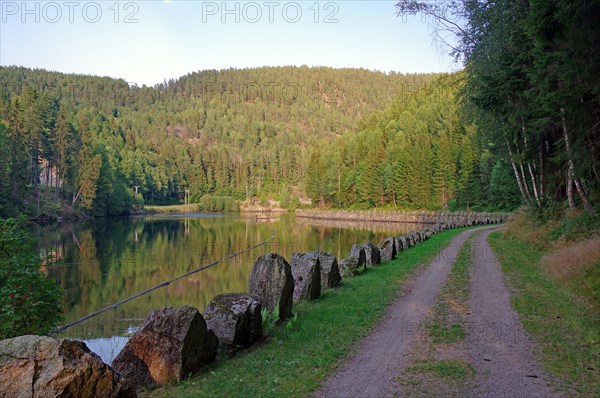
[
  {"left": 0, "top": 66, "right": 515, "bottom": 217},
  {"left": 304, "top": 73, "right": 520, "bottom": 209},
  {"left": 397, "top": 0, "right": 600, "bottom": 215}
]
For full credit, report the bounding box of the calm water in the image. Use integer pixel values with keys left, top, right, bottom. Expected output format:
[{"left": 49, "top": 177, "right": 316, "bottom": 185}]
[{"left": 32, "top": 213, "right": 423, "bottom": 362}]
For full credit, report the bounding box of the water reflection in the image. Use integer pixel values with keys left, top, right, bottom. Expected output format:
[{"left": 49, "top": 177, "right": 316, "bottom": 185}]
[{"left": 32, "top": 213, "right": 422, "bottom": 344}]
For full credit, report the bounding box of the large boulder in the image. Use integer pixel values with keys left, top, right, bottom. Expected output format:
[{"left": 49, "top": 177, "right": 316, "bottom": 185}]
[
  {"left": 409, "top": 231, "right": 421, "bottom": 244},
  {"left": 394, "top": 236, "right": 407, "bottom": 253},
  {"left": 421, "top": 228, "right": 433, "bottom": 240},
  {"left": 112, "top": 305, "right": 216, "bottom": 391},
  {"left": 342, "top": 244, "right": 366, "bottom": 275},
  {"left": 290, "top": 253, "right": 322, "bottom": 302},
  {"left": 362, "top": 243, "right": 381, "bottom": 266},
  {"left": 378, "top": 237, "right": 396, "bottom": 262},
  {"left": 0, "top": 335, "right": 135, "bottom": 398},
  {"left": 249, "top": 253, "right": 294, "bottom": 320},
  {"left": 203, "top": 293, "right": 262, "bottom": 356},
  {"left": 306, "top": 251, "right": 342, "bottom": 288}
]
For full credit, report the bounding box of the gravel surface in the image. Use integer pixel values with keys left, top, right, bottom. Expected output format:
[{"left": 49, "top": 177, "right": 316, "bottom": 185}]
[
  {"left": 462, "top": 228, "right": 560, "bottom": 398},
  {"left": 313, "top": 228, "right": 483, "bottom": 398},
  {"left": 312, "top": 227, "right": 559, "bottom": 398}
]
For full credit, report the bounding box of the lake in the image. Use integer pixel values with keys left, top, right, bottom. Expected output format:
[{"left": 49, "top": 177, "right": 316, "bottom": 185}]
[{"left": 32, "top": 212, "right": 423, "bottom": 363}]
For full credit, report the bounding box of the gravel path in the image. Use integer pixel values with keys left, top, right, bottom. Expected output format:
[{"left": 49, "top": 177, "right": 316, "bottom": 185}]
[
  {"left": 463, "top": 228, "right": 559, "bottom": 398},
  {"left": 313, "top": 228, "right": 484, "bottom": 398},
  {"left": 312, "top": 227, "right": 559, "bottom": 398}
]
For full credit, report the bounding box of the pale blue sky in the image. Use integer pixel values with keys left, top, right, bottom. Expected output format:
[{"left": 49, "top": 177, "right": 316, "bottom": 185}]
[{"left": 0, "top": 1, "right": 458, "bottom": 86}]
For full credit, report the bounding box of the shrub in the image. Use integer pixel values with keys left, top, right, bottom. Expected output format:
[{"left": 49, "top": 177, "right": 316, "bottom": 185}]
[
  {"left": 0, "top": 218, "right": 63, "bottom": 339},
  {"left": 196, "top": 195, "right": 239, "bottom": 212}
]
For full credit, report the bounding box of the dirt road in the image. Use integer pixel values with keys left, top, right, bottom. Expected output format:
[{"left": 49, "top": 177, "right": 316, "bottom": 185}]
[
  {"left": 462, "top": 229, "right": 558, "bottom": 398},
  {"left": 313, "top": 227, "right": 558, "bottom": 398}
]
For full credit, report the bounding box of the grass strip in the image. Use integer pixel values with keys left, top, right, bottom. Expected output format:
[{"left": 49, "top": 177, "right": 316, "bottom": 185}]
[
  {"left": 427, "top": 235, "right": 472, "bottom": 344},
  {"left": 488, "top": 231, "right": 600, "bottom": 397},
  {"left": 143, "top": 228, "right": 470, "bottom": 398},
  {"left": 396, "top": 238, "right": 476, "bottom": 397},
  {"left": 406, "top": 359, "right": 475, "bottom": 381}
]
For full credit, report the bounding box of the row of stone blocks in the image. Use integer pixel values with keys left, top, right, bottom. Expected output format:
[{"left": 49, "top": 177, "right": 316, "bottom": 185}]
[
  {"left": 0, "top": 221, "right": 494, "bottom": 396},
  {"left": 296, "top": 209, "right": 509, "bottom": 225}
]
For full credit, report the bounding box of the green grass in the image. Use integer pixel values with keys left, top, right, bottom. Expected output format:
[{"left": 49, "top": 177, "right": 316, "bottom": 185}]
[
  {"left": 398, "top": 239, "right": 475, "bottom": 397},
  {"left": 548, "top": 210, "right": 600, "bottom": 242},
  {"left": 398, "top": 358, "right": 476, "bottom": 397},
  {"left": 144, "top": 204, "right": 195, "bottom": 213},
  {"left": 142, "top": 228, "right": 471, "bottom": 398},
  {"left": 428, "top": 322, "right": 466, "bottom": 344},
  {"left": 489, "top": 231, "right": 600, "bottom": 397},
  {"left": 427, "top": 236, "right": 472, "bottom": 344},
  {"left": 406, "top": 359, "right": 475, "bottom": 381}
]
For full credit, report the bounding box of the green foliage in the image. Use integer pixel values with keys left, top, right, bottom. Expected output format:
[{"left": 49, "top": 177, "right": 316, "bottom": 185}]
[
  {"left": 488, "top": 160, "right": 522, "bottom": 211},
  {"left": 196, "top": 195, "right": 239, "bottom": 212},
  {"left": 1, "top": 66, "right": 444, "bottom": 217},
  {"left": 0, "top": 218, "right": 63, "bottom": 339},
  {"left": 1, "top": 66, "right": 495, "bottom": 216},
  {"left": 306, "top": 74, "right": 490, "bottom": 210},
  {"left": 549, "top": 210, "right": 600, "bottom": 241},
  {"left": 278, "top": 184, "right": 300, "bottom": 210},
  {"left": 260, "top": 306, "right": 280, "bottom": 336}
]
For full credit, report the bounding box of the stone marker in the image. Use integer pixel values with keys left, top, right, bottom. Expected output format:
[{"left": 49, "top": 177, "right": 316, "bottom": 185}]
[
  {"left": 362, "top": 243, "right": 381, "bottom": 266},
  {"left": 0, "top": 335, "right": 135, "bottom": 398},
  {"left": 342, "top": 244, "right": 366, "bottom": 275},
  {"left": 394, "top": 237, "right": 405, "bottom": 253},
  {"left": 112, "top": 305, "right": 216, "bottom": 391},
  {"left": 306, "top": 251, "right": 342, "bottom": 288},
  {"left": 249, "top": 253, "right": 294, "bottom": 320},
  {"left": 378, "top": 237, "right": 396, "bottom": 262},
  {"left": 290, "top": 253, "right": 322, "bottom": 302},
  {"left": 203, "top": 293, "right": 262, "bottom": 356}
]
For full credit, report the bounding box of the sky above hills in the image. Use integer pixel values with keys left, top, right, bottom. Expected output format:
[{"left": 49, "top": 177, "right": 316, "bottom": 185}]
[{"left": 0, "top": 1, "right": 459, "bottom": 86}]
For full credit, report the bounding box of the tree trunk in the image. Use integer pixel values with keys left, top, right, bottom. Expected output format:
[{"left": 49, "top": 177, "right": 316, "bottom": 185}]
[
  {"left": 522, "top": 131, "right": 541, "bottom": 205},
  {"left": 527, "top": 161, "right": 540, "bottom": 205},
  {"left": 567, "top": 167, "right": 575, "bottom": 209},
  {"left": 507, "top": 140, "right": 532, "bottom": 207},
  {"left": 539, "top": 143, "right": 545, "bottom": 199},
  {"left": 561, "top": 108, "right": 594, "bottom": 212}
]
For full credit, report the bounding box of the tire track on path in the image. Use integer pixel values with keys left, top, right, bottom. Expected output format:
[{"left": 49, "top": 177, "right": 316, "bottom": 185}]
[
  {"left": 313, "top": 227, "right": 489, "bottom": 398},
  {"left": 463, "top": 228, "right": 560, "bottom": 398}
]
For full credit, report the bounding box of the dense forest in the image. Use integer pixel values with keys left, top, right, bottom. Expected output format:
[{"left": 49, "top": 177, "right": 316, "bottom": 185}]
[
  {"left": 396, "top": 0, "right": 599, "bottom": 214},
  {"left": 2, "top": 1, "right": 596, "bottom": 218},
  {"left": 0, "top": 66, "right": 516, "bottom": 217}
]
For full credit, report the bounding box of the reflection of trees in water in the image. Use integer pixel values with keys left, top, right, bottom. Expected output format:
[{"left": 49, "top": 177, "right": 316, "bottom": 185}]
[
  {"left": 34, "top": 214, "right": 393, "bottom": 339},
  {"left": 296, "top": 217, "right": 425, "bottom": 236}
]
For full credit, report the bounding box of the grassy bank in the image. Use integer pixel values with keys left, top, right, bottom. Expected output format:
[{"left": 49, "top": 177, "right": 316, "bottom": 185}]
[
  {"left": 144, "top": 204, "right": 196, "bottom": 214},
  {"left": 489, "top": 210, "right": 600, "bottom": 396},
  {"left": 142, "top": 227, "right": 471, "bottom": 398}
]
